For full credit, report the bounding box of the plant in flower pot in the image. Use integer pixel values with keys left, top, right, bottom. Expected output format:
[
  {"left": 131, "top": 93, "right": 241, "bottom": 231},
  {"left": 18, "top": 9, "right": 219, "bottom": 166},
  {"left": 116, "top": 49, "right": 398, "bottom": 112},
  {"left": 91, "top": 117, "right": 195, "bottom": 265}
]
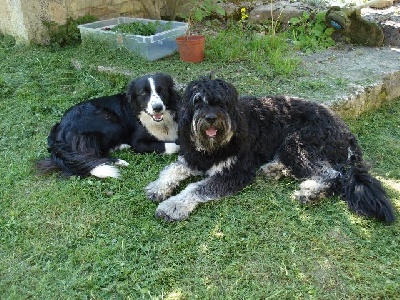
[{"left": 176, "top": 0, "right": 225, "bottom": 63}]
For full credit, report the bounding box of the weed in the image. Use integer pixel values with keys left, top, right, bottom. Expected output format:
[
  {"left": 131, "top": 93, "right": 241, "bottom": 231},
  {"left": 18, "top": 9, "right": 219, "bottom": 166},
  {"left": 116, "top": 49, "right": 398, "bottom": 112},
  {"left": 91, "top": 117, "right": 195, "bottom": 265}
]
[
  {"left": 289, "top": 11, "right": 335, "bottom": 52},
  {"left": 179, "top": 0, "right": 226, "bottom": 34},
  {"left": 43, "top": 15, "right": 98, "bottom": 47},
  {"left": 207, "top": 26, "right": 299, "bottom": 77}
]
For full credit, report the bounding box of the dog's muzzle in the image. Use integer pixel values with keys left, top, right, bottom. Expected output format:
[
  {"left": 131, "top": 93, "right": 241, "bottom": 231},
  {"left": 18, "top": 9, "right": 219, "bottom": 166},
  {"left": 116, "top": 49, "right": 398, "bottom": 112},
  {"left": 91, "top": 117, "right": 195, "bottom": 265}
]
[
  {"left": 191, "top": 110, "right": 233, "bottom": 152},
  {"left": 204, "top": 113, "right": 218, "bottom": 138},
  {"left": 149, "top": 103, "right": 164, "bottom": 122}
]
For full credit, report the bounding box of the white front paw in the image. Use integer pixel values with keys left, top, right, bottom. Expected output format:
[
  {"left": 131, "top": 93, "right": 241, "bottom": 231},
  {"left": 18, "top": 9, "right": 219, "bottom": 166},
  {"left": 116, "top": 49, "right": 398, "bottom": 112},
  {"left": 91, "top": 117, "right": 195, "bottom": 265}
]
[
  {"left": 145, "top": 180, "right": 174, "bottom": 203},
  {"left": 114, "top": 159, "right": 129, "bottom": 167},
  {"left": 155, "top": 196, "right": 196, "bottom": 221},
  {"left": 164, "top": 142, "right": 180, "bottom": 154},
  {"left": 112, "top": 144, "right": 131, "bottom": 151}
]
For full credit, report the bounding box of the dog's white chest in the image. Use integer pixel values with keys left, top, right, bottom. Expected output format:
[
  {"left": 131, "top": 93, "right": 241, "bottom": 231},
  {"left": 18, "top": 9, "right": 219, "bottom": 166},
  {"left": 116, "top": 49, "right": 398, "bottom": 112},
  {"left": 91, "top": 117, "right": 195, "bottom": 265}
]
[{"left": 139, "top": 111, "right": 178, "bottom": 141}]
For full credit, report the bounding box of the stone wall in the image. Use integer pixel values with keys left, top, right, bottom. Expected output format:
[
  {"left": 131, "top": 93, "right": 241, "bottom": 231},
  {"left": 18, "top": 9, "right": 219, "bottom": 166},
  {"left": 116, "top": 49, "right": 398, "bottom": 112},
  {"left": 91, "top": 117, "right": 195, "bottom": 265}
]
[{"left": 0, "top": 0, "right": 148, "bottom": 43}]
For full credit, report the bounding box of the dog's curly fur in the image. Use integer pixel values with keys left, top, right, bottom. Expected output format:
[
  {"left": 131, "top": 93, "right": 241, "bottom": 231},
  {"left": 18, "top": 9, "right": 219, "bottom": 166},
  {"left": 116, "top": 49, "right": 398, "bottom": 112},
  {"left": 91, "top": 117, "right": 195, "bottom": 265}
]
[{"left": 146, "top": 76, "right": 396, "bottom": 224}]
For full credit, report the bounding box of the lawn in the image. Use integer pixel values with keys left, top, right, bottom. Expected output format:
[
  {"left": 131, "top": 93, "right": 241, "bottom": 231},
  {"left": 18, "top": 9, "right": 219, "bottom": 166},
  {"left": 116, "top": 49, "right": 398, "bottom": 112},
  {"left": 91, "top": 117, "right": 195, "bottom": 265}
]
[{"left": 1, "top": 35, "right": 399, "bottom": 299}]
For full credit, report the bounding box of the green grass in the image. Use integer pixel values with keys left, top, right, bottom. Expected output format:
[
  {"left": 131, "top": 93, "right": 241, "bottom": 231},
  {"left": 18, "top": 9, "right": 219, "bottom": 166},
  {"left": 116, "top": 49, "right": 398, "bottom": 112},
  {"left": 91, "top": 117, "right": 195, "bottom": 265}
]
[
  {"left": 206, "top": 28, "right": 300, "bottom": 77},
  {"left": 1, "top": 37, "right": 399, "bottom": 299}
]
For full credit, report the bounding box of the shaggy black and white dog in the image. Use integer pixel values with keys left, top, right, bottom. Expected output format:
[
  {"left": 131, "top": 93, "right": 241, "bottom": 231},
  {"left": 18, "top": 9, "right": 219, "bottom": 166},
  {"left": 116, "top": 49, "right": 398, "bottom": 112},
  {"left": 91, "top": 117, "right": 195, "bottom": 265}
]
[
  {"left": 37, "top": 73, "right": 181, "bottom": 178},
  {"left": 146, "top": 76, "right": 396, "bottom": 223}
]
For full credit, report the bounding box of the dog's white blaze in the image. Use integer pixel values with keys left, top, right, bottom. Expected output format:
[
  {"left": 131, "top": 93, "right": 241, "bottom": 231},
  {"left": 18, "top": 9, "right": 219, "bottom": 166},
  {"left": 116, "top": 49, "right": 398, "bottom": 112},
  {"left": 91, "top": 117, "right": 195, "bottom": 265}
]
[
  {"left": 90, "top": 164, "right": 120, "bottom": 178},
  {"left": 139, "top": 111, "right": 178, "bottom": 141},
  {"left": 147, "top": 77, "right": 165, "bottom": 115},
  {"left": 206, "top": 156, "right": 237, "bottom": 176}
]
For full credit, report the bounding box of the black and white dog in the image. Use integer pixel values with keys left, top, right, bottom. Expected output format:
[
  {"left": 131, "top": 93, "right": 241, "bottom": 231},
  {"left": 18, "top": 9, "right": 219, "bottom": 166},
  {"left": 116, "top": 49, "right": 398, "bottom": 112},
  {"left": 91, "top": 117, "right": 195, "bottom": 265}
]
[
  {"left": 146, "top": 76, "right": 396, "bottom": 223},
  {"left": 37, "top": 73, "right": 181, "bottom": 178}
]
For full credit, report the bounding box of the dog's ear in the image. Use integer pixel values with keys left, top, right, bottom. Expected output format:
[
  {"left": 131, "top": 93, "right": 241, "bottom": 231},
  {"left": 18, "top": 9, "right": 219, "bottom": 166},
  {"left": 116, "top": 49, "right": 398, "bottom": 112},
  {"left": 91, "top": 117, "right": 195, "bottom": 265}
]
[
  {"left": 158, "top": 73, "right": 174, "bottom": 86},
  {"left": 126, "top": 79, "right": 136, "bottom": 103},
  {"left": 178, "top": 104, "right": 193, "bottom": 136},
  {"left": 126, "top": 80, "right": 142, "bottom": 113},
  {"left": 226, "top": 82, "right": 239, "bottom": 101},
  {"left": 179, "top": 85, "right": 198, "bottom": 129},
  {"left": 183, "top": 82, "right": 197, "bottom": 103}
]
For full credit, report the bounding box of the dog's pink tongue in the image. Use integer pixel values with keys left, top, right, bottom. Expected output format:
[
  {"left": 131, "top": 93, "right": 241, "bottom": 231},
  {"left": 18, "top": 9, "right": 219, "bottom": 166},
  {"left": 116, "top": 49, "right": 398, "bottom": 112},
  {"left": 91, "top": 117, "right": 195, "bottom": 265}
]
[
  {"left": 206, "top": 127, "right": 217, "bottom": 137},
  {"left": 153, "top": 113, "right": 163, "bottom": 121}
]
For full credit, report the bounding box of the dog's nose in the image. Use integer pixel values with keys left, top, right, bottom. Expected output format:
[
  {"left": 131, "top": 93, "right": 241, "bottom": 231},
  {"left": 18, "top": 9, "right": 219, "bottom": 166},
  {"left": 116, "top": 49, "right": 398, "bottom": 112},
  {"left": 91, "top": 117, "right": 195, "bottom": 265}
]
[
  {"left": 205, "top": 113, "right": 218, "bottom": 123},
  {"left": 152, "top": 103, "right": 164, "bottom": 113}
]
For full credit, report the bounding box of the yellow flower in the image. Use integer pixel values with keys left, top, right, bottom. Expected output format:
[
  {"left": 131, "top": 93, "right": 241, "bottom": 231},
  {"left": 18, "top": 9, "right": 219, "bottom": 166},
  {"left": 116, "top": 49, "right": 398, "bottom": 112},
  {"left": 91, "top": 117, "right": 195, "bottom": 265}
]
[{"left": 240, "top": 7, "right": 249, "bottom": 22}]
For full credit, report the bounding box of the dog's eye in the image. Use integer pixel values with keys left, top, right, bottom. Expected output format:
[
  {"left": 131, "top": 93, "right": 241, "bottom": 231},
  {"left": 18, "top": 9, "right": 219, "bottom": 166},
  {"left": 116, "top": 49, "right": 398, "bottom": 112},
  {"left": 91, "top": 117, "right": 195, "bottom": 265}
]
[
  {"left": 157, "top": 88, "right": 165, "bottom": 95},
  {"left": 192, "top": 93, "right": 202, "bottom": 105}
]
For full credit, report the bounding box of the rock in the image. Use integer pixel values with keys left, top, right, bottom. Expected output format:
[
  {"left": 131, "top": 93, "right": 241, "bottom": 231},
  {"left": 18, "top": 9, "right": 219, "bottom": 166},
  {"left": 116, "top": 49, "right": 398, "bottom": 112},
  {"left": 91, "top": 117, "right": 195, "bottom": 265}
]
[
  {"left": 369, "top": 0, "right": 393, "bottom": 9},
  {"left": 362, "top": 3, "right": 400, "bottom": 46},
  {"left": 248, "top": 1, "right": 313, "bottom": 26}
]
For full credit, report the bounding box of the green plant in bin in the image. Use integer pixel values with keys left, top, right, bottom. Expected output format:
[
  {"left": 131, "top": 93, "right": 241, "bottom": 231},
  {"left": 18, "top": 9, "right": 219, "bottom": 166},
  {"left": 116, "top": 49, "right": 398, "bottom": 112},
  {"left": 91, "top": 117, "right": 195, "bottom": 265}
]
[{"left": 108, "top": 20, "right": 172, "bottom": 36}]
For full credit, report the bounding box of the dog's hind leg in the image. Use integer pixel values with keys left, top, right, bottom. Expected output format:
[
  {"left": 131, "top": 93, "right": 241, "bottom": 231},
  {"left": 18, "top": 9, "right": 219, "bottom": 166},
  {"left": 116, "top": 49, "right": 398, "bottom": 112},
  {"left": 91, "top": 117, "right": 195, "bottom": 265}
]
[
  {"left": 260, "top": 160, "right": 291, "bottom": 180},
  {"left": 293, "top": 164, "right": 341, "bottom": 204},
  {"left": 260, "top": 158, "right": 339, "bottom": 203}
]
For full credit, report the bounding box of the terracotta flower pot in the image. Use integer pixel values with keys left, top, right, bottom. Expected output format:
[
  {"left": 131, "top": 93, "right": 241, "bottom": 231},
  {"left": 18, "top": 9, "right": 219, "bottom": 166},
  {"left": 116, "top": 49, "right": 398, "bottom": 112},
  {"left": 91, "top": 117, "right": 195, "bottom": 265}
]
[{"left": 176, "top": 35, "right": 205, "bottom": 63}]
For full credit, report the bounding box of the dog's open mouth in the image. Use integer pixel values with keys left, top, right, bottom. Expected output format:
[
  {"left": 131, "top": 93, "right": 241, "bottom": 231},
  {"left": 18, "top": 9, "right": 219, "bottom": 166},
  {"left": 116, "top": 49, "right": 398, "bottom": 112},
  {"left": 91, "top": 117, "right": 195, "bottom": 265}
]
[
  {"left": 152, "top": 113, "right": 164, "bottom": 122},
  {"left": 205, "top": 126, "right": 217, "bottom": 138}
]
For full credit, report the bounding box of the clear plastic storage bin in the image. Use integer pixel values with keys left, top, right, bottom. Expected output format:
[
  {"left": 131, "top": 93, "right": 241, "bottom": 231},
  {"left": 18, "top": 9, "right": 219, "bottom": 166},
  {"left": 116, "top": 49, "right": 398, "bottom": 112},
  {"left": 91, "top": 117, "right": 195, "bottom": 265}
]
[{"left": 78, "top": 17, "right": 188, "bottom": 61}]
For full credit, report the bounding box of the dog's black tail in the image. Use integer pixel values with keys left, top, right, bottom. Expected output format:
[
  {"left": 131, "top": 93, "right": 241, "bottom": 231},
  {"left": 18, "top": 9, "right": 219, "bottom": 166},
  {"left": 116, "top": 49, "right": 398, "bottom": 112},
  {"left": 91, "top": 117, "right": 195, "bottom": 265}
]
[
  {"left": 341, "top": 160, "right": 396, "bottom": 224},
  {"left": 36, "top": 125, "right": 118, "bottom": 178},
  {"left": 36, "top": 151, "right": 114, "bottom": 178}
]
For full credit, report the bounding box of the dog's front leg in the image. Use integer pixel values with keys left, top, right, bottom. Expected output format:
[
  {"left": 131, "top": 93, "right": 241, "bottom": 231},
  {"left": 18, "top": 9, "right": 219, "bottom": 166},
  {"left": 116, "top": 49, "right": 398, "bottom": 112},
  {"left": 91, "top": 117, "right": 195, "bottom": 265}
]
[
  {"left": 131, "top": 139, "right": 179, "bottom": 154},
  {"left": 155, "top": 179, "right": 211, "bottom": 221},
  {"left": 145, "top": 156, "right": 202, "bottom": 203},
  {"left": 155, "top": 170, "right": 255, "bottom": 221}
]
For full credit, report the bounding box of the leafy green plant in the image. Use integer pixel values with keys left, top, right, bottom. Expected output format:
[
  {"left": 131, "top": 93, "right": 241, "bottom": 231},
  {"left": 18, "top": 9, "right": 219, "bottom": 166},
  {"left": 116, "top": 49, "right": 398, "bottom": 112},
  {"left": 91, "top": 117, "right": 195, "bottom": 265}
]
[
  {"left": 179, "top": 0, "right": 226, "bottom": 34},
  {"left": 106, "top": 21, "right": 172, "bottom": 36},
  {"left": 43, "top": 15, "right": 98, "bottom": 47},
  {"left": 289, "top": 11, "right": 335, "bottom": 52}
]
